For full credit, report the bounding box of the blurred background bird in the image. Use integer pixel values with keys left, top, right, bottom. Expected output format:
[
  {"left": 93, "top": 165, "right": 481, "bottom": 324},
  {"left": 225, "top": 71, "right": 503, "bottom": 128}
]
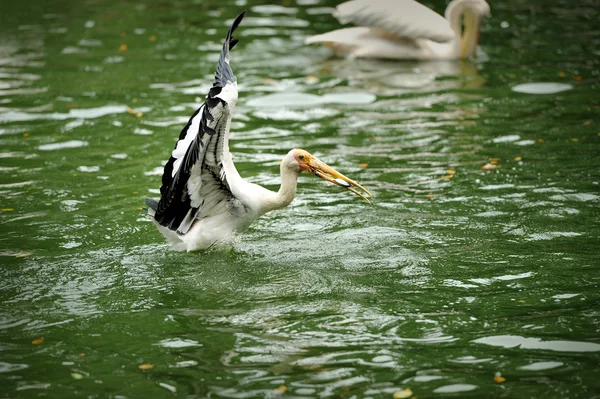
[{"left": 305, "top": 0, "right": 490, "bottom": 60}]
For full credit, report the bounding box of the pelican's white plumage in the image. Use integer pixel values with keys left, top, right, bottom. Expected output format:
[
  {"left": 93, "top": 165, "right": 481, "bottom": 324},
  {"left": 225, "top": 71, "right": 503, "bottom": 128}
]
[
  {"left": 305, "top": 0, "right": 490, "bottom": 60},
  {"left": 146, "top": 12, "right": 372, "bottom": 251}
]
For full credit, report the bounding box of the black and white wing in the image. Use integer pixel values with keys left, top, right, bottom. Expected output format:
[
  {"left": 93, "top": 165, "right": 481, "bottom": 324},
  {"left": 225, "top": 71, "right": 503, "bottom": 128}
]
[{"left": 150, "top": 11, "right": 246, "bottom": 235}]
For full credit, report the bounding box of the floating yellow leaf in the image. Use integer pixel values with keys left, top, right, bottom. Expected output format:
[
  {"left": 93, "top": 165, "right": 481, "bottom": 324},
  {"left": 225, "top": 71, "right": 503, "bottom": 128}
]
[
  {"left": 514, "top": 156, "right": 522, "bottom": 161},
  {"left": 23, "top": 132, "right": 30, "bottom": 137},
  {"left": 305, "top": 76, "right": 319, "bottom": 84},
  {"left": 558, "top": 71, "right": 566, "bottom": 77},
  {"left": 570, "top": 138, "right": 579, "bottom": 142},
  {"left": 537, "top": 138, "right": 545, "bottom": 143},
  {"left": 490, "top": 158, "right": 501, "bottom": 165},
  {"left": 136, "top": 112, "right": 143, "bottom": 118},
  {"left": 78, "top": 353, "right": 85, "bottom": 357},
  {"left": 119, "top": 44, "right": 128, "bottom": 52},
  {"left": 517, "top": 300, "right": 525, "bottom": 303},
  {"left": 494, "top": 375, "right": 506, "bottom": 383},
  {"left": 393, "top": 388, "right": 413, "bottom": 399},
  {"left": 446, "top": 169, "right": 456, "bottom": 175},
  {"left": 32, "top": 338, "right": 44, "bottom": 345},
  {"left": 441, "top": 175, "right": 454, "bottom": 179},
  {"left": 1, "top": 208, "right": 14, "bottom": 211},
  {"left": 583, "top": 120, "right": 591, "bottom": 126},
  {"left": 137, "top": 207, "right": 143, "bottom": 211},
  {"left": 573, "top": 75, "right": 582, "bottom": 81},
  {"left": 359, "top": 163, "right": 368, "bottom": 168},
  {"left": 138, "top": 363, "right": 153, "bottom": 370},
  {"left": 126, "top": 108, "right": 135, "bottom": 114},
  {"left": 426, "top": 194, "right": 434, "bottom": 199},
  {"left": 149, "top": 35, "right": 157, "bottom": 42},
  {"left": 274, "top": 385, "right": 287, "bottom": 393}
]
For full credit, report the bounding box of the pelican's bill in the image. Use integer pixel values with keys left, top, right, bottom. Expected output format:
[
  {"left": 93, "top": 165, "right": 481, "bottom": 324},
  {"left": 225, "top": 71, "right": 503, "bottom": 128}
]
[{"left": 307, "top": 158, "right": 373, "bottom": 204}]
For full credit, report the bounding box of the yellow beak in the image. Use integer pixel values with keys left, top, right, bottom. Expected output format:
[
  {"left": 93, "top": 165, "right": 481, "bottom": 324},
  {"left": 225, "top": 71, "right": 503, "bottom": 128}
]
[{"left": 306, "top": 157, "right": 373, "bottom": 204}]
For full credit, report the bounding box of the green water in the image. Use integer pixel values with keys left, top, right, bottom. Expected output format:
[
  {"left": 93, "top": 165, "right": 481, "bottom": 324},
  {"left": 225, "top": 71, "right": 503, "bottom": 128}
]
[{"left": 1, "top": 0, "right": 599, "bottom": 397}]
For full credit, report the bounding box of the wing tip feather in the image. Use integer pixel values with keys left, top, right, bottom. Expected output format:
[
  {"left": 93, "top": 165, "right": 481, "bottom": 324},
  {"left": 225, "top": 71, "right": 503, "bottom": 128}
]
[{"left": 213, "top": 10, "right": 246, "bottom": 88}]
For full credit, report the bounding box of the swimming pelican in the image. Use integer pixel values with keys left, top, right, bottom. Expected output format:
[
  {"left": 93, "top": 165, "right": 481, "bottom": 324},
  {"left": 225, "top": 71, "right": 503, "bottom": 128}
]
[
  {"left": 305, "top": 0, "right": 490, "bottom": 60},
  {"left": 145, "top": 11, "right": 372, "bottom": 252}
]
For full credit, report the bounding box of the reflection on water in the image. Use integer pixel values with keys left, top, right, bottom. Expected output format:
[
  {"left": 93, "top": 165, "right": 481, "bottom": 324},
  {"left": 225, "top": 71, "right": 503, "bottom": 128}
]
[
  {"left": 473, "top": 335, "right": 600, "bottom": 352},
  {"left": 1, "top": 0, "right": 599, "bottom": 397},
  {"left": 307, "top": 57, "right": 486, "bottom": 94},
  {"left": 511, "top": 82, "right": 573, "bottom": 94}
]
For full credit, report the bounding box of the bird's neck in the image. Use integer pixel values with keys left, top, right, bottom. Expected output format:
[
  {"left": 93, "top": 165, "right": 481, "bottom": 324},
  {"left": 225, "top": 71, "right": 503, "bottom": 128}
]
[
  {"left": 445, "top": 0, "right": 480, "bottom": 58},
  {"left": 261, "top": 166, "right": 298, "bottom": 213}
]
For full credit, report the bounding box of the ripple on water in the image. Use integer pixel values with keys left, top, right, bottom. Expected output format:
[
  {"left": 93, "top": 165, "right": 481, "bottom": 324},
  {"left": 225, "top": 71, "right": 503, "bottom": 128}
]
[
  {"left": 237, "top": 16, "right": 309, "bottom": 28},
  {"left": 246, "top": 91, "right": 376, "bottom": 108},
  {"left": 250, "top": 5, "right": 298, "bottom": 15},
  {"left": 37, "top": 140, "right": 88, "bottom": 151},
  {"left": 511, "top": 82, "right": 573, "bottom": 94},
  {"left": 0, "top": 362, "right": 29, "bottom": 373},
  {"left": 153, "top": 338, "right": 202, "bottom": 348},
  {"left": 61, "top": 46, "right": 87, "bottom": 54},
  {"left": 552, "top": 293, "right": 580, "bottom": 300},
  {"left": 549, "top": 193, "right": 598, "bottom": 202},
  {"left": 433, "top": 384, "right": 478, "bottom": 394},
  {"left": 448, "top": 356, "right": 493, "bottom": 364},
  {"left": 518, "top": 361, "right": 564, "bottom": 371},
  {"left": 472, "top": 335, "right": 600, "bottom": 352},
  {"left": 1, "top": 104, "right": 135, "bottom": 122},
  {"left": 526, "top": 231, "right": 582, "bottom": 241},
  {"left": 76, "top": 166, "right": 100, "bottom": 173},
  {"left": 134, "top": 127, "right": 153, "bottom": 135},
  {"left": 60, "top": 200, "right": 84, "bottom": 212},
  {"left": 252, "top": 107, "right": 338, "bottom": 121}
]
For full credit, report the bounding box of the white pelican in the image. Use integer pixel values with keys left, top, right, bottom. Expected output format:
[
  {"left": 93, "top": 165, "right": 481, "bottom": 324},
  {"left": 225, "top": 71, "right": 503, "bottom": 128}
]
[
  {"left": 305, "top": 0, "right": 490, "bottom": 60},
  {"left": 145, "top": 11, "right": 372, "bottom": 252}
]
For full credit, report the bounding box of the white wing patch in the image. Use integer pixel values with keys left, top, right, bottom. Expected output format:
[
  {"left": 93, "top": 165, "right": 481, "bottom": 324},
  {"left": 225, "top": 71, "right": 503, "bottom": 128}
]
[
  {"left": 171, "top": 105, "right": 204, "bottom": 178},
  {"left": 216, "top": 81, "right": 238, "bottom": 108}
]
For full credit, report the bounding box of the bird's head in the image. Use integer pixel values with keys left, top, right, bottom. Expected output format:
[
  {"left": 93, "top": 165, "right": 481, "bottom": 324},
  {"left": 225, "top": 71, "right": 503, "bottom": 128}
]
[{"left": 284, "top": 149, "right": 373, "bottom": 203}]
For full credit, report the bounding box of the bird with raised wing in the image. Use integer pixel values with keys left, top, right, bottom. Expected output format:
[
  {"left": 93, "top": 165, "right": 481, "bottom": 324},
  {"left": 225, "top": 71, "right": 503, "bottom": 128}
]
[
  {"left": 145, "top": 12, "right": 372, "bottom": 252},
  {"left": 305, "top": 0, "right": 490, "bottom": 60}
]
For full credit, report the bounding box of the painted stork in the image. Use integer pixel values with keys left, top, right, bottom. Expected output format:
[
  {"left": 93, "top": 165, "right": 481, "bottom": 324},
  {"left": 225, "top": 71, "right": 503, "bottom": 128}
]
[
  {"left": 305, "top": 0, "right": 490, "bottom": 60},
  {"left": 145, "top": 11, "right": 372, "bottom": 252}
]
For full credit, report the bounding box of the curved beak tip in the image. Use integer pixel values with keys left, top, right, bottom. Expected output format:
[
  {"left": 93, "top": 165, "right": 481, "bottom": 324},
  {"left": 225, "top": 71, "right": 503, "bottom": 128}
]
[{"left": 309, "top": 159, "right": 373, "bottom": 204}]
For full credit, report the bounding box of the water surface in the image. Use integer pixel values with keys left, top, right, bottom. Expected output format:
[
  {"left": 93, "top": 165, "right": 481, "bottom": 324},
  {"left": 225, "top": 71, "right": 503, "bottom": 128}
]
[{"left": 1, "top": 0, "right": 599, "bottom": 397}]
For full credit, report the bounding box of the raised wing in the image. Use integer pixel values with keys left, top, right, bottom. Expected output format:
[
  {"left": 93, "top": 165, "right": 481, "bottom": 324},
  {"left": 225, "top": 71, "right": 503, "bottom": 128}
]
[
  {"left": 153, "top": 11, "right": 246, "bottom": 235},
  {"left": 333, "top": 0, "right": 454, "bottom": 43}
]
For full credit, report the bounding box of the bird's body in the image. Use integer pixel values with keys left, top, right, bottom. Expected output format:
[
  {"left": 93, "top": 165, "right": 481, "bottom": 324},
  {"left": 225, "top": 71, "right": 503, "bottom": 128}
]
[
  {"left": 305, "top": 0, "right": 490, "bottom": 60},
  {"left": 146, "top": 12, "right": 372, "bottom": 252}
]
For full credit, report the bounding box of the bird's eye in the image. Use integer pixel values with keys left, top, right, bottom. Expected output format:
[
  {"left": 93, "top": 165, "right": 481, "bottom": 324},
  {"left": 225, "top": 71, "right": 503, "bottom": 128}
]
[{"left": 298, "top": 154, "right": 305, "bottom": 161}]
